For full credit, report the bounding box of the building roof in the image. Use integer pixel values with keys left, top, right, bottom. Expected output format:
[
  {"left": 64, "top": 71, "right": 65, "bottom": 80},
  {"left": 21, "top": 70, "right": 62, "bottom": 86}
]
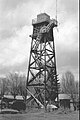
[
  {"left": 16, "top": 96, "right": 23, "bottom": 100},
  {"left": 3, "top": 95, "right": 30, "bottom": 100},
  {"left": 3, "top": 95, "right": 14, "bottom": 99},
  {"left": 58, "top": 94, "right": 71, "bottom": 100},
  {"left": 15, "top": 95, "right": 30, "bottom": 100}
]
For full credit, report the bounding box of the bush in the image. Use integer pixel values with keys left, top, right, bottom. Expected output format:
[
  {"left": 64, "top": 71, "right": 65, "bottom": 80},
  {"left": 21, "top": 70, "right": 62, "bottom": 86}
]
[{"left": 11, "top": 101, "right": 26, "bottom": 111}]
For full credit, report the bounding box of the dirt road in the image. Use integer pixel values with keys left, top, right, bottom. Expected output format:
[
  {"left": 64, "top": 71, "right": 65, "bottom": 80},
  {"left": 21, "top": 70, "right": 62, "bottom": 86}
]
[{"left": 0, "top": 109, "right": 79, "bottom": 120}]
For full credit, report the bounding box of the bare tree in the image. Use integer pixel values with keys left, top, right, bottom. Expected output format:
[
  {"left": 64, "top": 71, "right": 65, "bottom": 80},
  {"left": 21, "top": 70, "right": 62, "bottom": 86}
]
[
  {"left": 61, "top": 71, "right": 78, "bottom": 110},
  {"left": 7, "top": 73, "right": 27, "bottom": 100},
  {"left": 75, "top": 81, "right": 79, "bottom": 94},
  {"left": 7, "top": 73, "right": 20, "bottom": 99},
  {"left": 18, "top": 75, "right": 27, "bottom": 101},
  {"left": 0, "top": 78, "right": 9, "bottom": 96}
]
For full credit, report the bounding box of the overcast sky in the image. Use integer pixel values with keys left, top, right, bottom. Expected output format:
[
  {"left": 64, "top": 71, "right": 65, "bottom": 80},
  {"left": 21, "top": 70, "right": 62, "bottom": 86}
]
[{"left": 0, "top": 0, "right": 79, "bottom": 81}]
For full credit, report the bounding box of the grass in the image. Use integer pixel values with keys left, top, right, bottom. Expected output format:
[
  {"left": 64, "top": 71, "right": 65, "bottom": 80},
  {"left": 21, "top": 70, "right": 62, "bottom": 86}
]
[{"left": 0, "top": 108, "right": 79, "bottom": 120}]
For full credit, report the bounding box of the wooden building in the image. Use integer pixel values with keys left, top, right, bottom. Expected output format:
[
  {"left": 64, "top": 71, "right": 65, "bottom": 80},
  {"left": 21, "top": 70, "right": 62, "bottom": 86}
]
[{"left": 58, "top": 94, "right": 71, "bottom": 109}]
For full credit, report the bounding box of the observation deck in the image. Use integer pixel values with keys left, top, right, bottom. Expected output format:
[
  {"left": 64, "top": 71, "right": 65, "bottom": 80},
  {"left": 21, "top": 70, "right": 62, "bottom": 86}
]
[{"left": 32, "top": 13, "right": 50, "bottom": 25}]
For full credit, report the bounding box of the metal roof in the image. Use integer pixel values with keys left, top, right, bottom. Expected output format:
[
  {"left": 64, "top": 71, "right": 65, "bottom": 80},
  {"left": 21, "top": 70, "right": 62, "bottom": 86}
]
[{"left": 58, "top": 94, "right": 71, "bottom": 100}]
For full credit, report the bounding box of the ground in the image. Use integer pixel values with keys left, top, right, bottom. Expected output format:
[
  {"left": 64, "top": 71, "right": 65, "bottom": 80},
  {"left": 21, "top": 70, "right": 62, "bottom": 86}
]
[{"left": 0, "top": 108, "right": 79, "bottom": 120}]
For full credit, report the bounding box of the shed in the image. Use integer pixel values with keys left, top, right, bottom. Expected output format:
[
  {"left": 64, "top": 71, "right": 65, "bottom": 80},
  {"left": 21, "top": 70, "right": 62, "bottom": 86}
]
[{"left": 58, "top": 94, "right": 71, "bottom": 109}]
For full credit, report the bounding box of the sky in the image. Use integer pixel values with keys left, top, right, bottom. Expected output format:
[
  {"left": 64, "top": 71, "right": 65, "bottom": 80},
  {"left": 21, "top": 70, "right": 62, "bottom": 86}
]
[{"left": 0, "top": 0, "right": 79, "bottom": 81}]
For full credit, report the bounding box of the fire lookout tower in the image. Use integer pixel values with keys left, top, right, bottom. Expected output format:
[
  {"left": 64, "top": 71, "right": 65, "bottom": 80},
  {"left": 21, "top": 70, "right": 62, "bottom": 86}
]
[{"left": 26, "top": 13, "right": 59, "bottom": 109}]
